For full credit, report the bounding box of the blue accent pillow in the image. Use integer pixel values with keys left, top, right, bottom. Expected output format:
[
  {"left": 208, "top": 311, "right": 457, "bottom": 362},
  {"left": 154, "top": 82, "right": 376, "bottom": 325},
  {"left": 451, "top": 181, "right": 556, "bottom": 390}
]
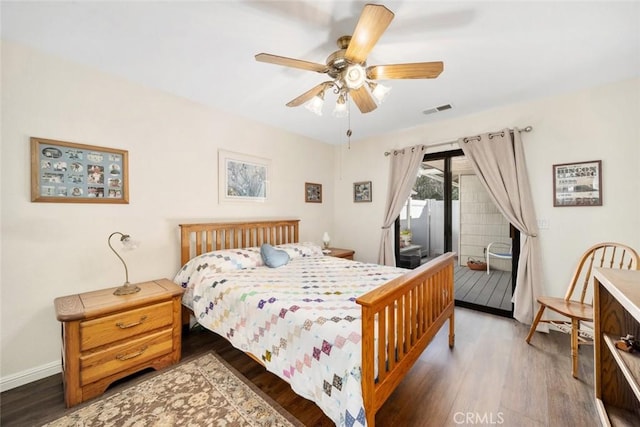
[{"left": 260, "top": 243, "right": 290, "bottom": 268}]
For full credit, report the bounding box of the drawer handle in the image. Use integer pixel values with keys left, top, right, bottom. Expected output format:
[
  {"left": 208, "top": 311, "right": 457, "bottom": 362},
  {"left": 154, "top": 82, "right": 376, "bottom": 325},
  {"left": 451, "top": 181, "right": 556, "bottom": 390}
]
[
  {"left": 116, "top": 345, "right": 148, "bottom": 361},
  {"left": 116, "top": 315, "right": 147, "bottom": 329}
]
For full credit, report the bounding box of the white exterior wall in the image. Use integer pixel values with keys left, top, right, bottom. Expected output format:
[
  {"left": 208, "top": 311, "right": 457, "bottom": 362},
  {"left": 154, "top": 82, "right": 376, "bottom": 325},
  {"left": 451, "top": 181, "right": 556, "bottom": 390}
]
[{"left": 459, "top": 175, "right": 511, "bottom": 270}]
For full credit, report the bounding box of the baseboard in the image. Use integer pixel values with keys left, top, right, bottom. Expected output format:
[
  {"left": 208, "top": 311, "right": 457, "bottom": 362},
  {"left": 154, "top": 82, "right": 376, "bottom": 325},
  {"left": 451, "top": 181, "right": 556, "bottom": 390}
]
[{"left": 0, "top": 361, "right": 61, "bottom": 392}]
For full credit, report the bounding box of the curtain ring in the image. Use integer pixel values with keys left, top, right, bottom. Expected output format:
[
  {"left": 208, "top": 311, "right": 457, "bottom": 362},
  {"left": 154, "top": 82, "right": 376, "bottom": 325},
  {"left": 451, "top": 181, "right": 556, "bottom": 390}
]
[{"left": 463, "top": 136, "right": 481, "bottom": 143}]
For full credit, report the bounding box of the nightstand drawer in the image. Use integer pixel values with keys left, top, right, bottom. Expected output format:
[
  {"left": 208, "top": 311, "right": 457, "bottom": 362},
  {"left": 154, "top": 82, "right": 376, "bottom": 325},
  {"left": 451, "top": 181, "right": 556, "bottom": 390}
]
[
  {"left": 80, "top": 328, "right": 173, "bottom": 386},
  {"left": 80, "top": 301, "right": 173, "bottom": 351}
]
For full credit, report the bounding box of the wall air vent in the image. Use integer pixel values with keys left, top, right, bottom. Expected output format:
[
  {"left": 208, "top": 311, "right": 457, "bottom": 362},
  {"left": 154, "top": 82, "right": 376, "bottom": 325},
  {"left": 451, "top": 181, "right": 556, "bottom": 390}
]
[{"left": 423, "top": 104, "right": 453, "bottom": 115}]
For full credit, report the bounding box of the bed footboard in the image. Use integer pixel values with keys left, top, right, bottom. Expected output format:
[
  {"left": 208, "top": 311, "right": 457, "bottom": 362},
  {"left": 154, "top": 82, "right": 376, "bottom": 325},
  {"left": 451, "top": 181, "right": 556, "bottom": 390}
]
[{"left": 356, "top": 252, "right": 455, "bottom": 427}]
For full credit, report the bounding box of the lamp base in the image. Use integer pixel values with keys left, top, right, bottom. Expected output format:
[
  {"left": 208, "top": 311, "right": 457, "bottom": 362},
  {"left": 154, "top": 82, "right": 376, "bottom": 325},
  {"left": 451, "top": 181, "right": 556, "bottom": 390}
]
[{"left": 113, "top": 283, "right": 141, "bottom": 296}]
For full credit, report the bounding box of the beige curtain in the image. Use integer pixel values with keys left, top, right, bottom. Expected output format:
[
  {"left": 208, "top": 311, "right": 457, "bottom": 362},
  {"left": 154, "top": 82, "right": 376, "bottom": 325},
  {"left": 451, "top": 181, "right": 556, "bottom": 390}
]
[
  {"left": 458, "top": 128, "right": 542, "bottom": 325},
  {"left": 378, "top": 144, "right": 426, "bottom": 266}
]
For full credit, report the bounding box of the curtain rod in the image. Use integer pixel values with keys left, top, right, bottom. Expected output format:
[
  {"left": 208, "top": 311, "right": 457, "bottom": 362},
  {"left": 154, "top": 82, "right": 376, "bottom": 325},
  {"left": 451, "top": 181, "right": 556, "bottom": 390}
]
[{"left": 384, "top": 126, "right": 533, "bottom": 156}]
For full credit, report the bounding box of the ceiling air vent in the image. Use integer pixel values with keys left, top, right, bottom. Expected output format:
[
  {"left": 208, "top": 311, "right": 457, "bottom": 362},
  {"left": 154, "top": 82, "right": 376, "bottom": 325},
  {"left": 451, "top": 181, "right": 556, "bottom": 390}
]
[{"left": 423, "top": 104, "right": 453, "bottom": 115}]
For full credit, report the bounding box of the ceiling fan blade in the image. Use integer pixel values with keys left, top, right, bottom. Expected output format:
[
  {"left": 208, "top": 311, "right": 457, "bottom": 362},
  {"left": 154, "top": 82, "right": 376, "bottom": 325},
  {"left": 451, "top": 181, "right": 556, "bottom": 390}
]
[
  {"left": 255, "top": 53, "right": 328, "bottom": 73},
  {"left": 367, "top": 62, "right": 444, "bottom": 79},
  {"left": 350, "top": 86, "right": 377, "bottom": 114},
  {"left": 345, "top": 4, "right": 394, "bottom": 64},
  {"left": 286, "top": 82, "right": 333, "bottom": 107}
]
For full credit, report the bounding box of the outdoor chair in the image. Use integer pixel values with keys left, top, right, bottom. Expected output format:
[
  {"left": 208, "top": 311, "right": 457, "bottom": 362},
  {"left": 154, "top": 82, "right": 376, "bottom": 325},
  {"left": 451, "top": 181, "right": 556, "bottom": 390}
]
[{"left": 486, "top": 242, "right": 512, "bottom": 275}]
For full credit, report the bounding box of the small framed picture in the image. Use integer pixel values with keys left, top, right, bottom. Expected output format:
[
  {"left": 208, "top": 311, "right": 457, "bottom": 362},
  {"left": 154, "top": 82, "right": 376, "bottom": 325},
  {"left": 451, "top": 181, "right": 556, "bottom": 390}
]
[
  {"left": 354, "top": 181, "right": 372, "bottom": 203},
  {"left": 31, "top": 137, "right": 129, "bottom": 203},
  {"left": 553, "top": 160, "right": 602, "bottom": 207},
  {"left": 305, "top": 182, "right": 322, "bottom": 203}
]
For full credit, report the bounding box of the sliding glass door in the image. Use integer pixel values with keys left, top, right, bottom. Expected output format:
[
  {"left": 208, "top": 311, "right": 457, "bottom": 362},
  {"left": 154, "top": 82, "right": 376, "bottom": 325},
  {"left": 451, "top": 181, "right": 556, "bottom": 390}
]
[{"left": 396, "top": 149, "right": 516, "bottom": 317}]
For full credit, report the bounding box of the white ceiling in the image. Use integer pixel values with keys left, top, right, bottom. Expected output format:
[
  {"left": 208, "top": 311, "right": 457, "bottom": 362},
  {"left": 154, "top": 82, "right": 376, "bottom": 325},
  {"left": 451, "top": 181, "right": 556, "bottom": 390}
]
[{"left": 2, "top": 1, "right": 639, "bottom": 145}]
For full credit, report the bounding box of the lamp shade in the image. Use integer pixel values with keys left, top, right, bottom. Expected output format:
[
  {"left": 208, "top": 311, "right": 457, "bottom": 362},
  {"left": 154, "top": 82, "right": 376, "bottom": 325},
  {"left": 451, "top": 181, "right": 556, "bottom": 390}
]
[
  {"left": 332, "top": 93, "right": 349, "bottom": 118},
  {"left": 368, "top": 81, "right": 392, "bottom": 104},
  {"left": 305, "top": 93, "right": 325, "bottom": 116},
  {"left": 322, "top": 232, "right": 331, "bottom": 249}
]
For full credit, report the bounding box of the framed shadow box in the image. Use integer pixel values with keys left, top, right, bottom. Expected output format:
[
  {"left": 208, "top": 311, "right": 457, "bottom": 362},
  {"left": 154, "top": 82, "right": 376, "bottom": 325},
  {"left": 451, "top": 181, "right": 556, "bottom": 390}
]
[{"left": 31, "top": 137, "right": 129, "bottom": 203}]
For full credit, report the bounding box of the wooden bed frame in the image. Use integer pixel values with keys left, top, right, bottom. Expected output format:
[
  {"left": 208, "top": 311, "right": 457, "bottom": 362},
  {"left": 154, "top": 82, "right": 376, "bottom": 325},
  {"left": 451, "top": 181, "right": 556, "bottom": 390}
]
[{"left": 179, "top": 219, "right": 455, "bottom": 426}]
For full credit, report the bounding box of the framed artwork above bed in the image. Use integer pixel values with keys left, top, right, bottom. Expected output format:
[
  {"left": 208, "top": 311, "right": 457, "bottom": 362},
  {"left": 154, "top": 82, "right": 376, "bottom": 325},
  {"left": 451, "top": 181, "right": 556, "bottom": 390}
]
[{"left": 218, "top": 150, "right": 270, "bottom": 203}]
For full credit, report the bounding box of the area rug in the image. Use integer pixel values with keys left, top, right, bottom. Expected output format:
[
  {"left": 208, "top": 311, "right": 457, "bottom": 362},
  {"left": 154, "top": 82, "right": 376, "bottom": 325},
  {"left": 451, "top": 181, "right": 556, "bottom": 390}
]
[{"left": 42, "top": 352, "right": 303, "bottom": 426}]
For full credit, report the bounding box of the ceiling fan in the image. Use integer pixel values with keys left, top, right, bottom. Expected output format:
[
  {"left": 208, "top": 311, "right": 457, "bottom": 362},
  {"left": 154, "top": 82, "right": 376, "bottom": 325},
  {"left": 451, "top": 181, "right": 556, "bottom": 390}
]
[{"left": 255, "top": 3, "right": 444, "bottom": 116}]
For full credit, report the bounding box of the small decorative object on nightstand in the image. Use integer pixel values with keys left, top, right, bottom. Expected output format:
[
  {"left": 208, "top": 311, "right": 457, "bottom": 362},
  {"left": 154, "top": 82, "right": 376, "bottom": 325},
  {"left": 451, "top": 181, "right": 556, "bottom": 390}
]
[
  {"left": 322, "top": 231, "right": 331, "bottom": 249},
  {"left": 54, "top": 279, "right": 184, "bottom": 407},
  {"left": 108, "top": 231, "right": 141, "bottom": 295},
  {"left": 326, "top": 247, "right": 355, "bottom": 260}
]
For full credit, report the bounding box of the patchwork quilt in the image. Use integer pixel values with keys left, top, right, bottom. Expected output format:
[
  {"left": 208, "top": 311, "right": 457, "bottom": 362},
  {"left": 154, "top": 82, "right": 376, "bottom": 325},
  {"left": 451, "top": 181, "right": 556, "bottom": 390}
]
[{"left": 175, "top": 245, "right": 407, "bottom": 427}]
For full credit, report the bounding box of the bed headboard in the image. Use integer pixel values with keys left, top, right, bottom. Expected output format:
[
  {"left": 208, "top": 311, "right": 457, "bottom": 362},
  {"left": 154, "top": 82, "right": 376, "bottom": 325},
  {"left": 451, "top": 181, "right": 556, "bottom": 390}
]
[{"left": 179, "top": 219, "right": 300, "bottom": 266}]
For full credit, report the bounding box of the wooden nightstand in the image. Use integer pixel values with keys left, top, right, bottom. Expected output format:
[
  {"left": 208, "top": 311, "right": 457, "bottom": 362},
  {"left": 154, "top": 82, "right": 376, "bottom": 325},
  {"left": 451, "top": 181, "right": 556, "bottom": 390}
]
[
  {"left": 326, "top": 247, "right": 355, "bottom": 260},
  {"left": 54, "top": 279, "right": 184, "bottom": 407}
]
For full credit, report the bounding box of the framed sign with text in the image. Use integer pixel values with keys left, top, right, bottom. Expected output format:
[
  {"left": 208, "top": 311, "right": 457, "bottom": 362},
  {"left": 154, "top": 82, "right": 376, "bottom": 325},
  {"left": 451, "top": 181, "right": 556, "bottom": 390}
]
[{"left": 553, "top": 160, "right": 601, "bottom": 207}]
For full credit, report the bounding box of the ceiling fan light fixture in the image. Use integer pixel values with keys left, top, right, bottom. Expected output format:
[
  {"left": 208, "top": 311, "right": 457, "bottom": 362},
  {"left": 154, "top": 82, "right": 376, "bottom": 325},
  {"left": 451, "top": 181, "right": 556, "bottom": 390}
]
[
  {"left": 333, "top": 93, "right": 349, "bottom": 118},
  {"left": 367, "top": 81, "right": 392, "bottom": 104},
  {"left": 305, "top": 91, "right": 325, "bottom": 116},
  {"left": 256, "top": 4, "right": 444, "bottom": 117},
  {"left": 344, "top": 64, "right": 366, "bottom": 90}
]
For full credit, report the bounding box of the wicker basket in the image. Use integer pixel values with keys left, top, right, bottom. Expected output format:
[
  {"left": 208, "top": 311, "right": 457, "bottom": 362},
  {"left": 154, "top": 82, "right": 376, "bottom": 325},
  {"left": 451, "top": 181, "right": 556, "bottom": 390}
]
[{"left": 467, "top": 259, "right": 487, "bottom": 271}]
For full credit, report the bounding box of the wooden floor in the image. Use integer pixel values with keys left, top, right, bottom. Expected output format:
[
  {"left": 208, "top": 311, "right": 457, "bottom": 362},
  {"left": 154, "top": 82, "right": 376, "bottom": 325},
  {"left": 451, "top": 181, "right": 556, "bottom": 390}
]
[
  {"left": 1, "top": 308, "right": 598, "bottom": 427},
  {"left": 455, "top": 264, "right": 513, "bottom": 312}
]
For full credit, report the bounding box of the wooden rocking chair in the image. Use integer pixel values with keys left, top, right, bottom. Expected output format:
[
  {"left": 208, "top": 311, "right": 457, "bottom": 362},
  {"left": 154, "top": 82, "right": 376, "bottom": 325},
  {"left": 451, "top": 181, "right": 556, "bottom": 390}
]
[{"left": 525, "top": 242, "right": 639, "bottom": 378}]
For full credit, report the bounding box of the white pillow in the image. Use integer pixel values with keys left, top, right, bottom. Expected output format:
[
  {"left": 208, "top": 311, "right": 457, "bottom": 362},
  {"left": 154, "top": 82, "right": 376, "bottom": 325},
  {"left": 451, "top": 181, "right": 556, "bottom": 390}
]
[
  {"left": 276, "top": 242, "right": 324, "bottom": 259},
  {"left": 174, "top": 247, "right": 263, "bottom": 287}
]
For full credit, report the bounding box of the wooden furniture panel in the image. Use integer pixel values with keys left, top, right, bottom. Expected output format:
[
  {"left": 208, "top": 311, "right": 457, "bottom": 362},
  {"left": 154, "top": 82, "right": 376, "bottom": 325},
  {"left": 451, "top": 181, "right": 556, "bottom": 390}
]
[
  {"left": 594, "top": 268, "right": 640, "bottom": 426},
  {"left": 527, "top": 242, "right": 639, "bottom": 378},
  {"left": 80, "top": 329, "right": 173, "bottom": 385},
  {"left": 54, "top": 279, "right": 183, "bottom": 407},
  {"left": 80, "top": 301, "right": 173, "bottom": 351},
  {"left": 179, "top": 219, "right": 455, "bottom": 427},
  {"left": 326, "top": 247, "right": 355, "bottom": 260},
  {"left": 179, "top": 220, "right": 299, "bottom": 266}
]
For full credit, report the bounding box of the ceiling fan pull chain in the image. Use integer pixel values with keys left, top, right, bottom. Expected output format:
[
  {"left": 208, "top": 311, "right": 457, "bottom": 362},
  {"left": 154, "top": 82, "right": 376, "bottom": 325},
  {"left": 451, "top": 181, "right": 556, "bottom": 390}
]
[{"left": 347, "top": 96, "right": 352, "bottom": 149}]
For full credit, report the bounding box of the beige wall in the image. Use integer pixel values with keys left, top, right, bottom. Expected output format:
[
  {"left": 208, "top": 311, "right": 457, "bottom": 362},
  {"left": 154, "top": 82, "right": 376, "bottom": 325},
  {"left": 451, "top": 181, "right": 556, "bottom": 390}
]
[
  {"left": 2, "top": 39, "right": 639, "bottom": 390},
  {"left": 0, "top": 41, "right": 335, "bottom": 389},
  {"left": 334, "top": 76, "right": 640, "bottom": 293}
]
